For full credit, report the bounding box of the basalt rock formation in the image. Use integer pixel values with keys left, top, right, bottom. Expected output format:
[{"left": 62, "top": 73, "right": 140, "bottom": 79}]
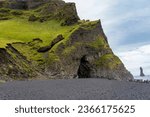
[
  {"left": 140, "top": 67, "right": 145, "bottom": 77},
  {"left": 0, "top": 0, "right": 133, "bottom": 81}
]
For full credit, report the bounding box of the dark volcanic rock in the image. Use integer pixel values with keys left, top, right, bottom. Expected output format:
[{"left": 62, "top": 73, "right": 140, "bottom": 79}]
[
  {"left": 140, "top": 67, "right": 145, "bottom": 77},
  {"left": 57, "top": 3, "right": 80, "bottom": 25},
  {"left": 28, "top": 0, "right": 52, "bottom": 9},
  {"left": 5, "top": 0, "right": 80, "bottom": 25},
  {"left": 7, "top": 0, "right": 28, "bottom": 9},
  {"left": 7, "top": 0, "right": 49, "bottom": 9},
  {"left": 51, "top": 34, "right": 64, "bottom": 47},
  {"left": 44, "top": 20, "right": 133, "bottom": 80},
  {"left": 37, "top": 45, "right": 51, "bottom": 53},
  {"left": 0, "top": 48, "right": 10, "bottom": 63},
  {"left": 78, "top": 55, "right": 94, "bottom": 78},
  {"left": 0, "top": 1, "right": 5, "bottom": 8}
]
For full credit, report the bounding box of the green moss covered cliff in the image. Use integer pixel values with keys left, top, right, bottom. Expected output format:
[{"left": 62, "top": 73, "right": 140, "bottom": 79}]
[{"left": 0, "top": 0, "right": 133, "bottom": 81}]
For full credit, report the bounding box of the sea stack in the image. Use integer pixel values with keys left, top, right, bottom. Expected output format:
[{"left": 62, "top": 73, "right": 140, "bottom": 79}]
[{"left": 140, "top": 67, "right": 145, "bottom": 77}]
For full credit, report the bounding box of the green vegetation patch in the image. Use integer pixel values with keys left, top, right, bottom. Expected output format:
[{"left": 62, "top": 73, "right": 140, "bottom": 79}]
[
  {"left": 12, "top": 43, "right": 45, "bottom": 64},
  {"left": 79, "top": 20, "right": 99, "bottom": 30},
  {"left": 62, "top": 45, "right": 76, "bottom": 55},
  {"left": 0, "top": 18, "right": 78, "bottom": 48},
  {"left": 47, "top": 52, "right": 60, "bottom": 64},
  {"left": 88, "top": 36, "right": 108, "bottom": 49},
  {"left": 0, "top": 8, "right": 12, "bottom": 20},
  {"left": 7, "top": 49, "right": 34, "bottom": 74},
  {"left": 10, "top": 10, "right": 23, "bottom": 16},
  {"left": 0, "top": 8, "right": 10, "bottom": 13},
  {"left": 0, "top": 8, "right": 26, "bottom": 20},
  {"left": 95, "top": 54, "right": 122, "bottom": 69}
]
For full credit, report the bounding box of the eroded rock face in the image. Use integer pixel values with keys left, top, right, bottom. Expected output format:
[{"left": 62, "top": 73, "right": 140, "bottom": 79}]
[
  {"left": 77, "top": 55, "right": 93, "bottom": 78},
  {"left": 0, "top": 20, "right": 133, "bottom": 81},
  {"left": 7, "top": 0, "right": 65, "bottom": 10},
  {"left": 7, "top": 0, "right": 28, "bottom": 9},
  {"left": 140, "top": 67, "right": 145, "bottom": 77},
  {"left": 0, "top": 47, "right": 33, "bottom": 80},
  {"left": 43, "top": 20, "right": 133, "bottom": 80},
  {"left": 0, "top": 1, "right": 5, "bottom": 8},
  {"left": 0, "top": 0, "right": 134, "bottom": 81},
  {"left": 0, "top": 48, "right": 10, "bottom": 63},
  {"left": 7, "top": 0, "right": 51, "bottom": 9},
  {"left": 28, "top": 0, "right": 54, "bottom": 9},
  {"left": 5, "top": 0, "right": 80, "bottom": 25}
]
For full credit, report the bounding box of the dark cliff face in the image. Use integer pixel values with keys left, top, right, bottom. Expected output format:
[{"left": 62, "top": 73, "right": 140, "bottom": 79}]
[
  {"left": 3, "top": 0, "right": 79, "bottom": 25},
  {"left": 44, "top": 20, "right": 133, "bottom": 80},
  {"left": 7, "top": 0, "right": 65, "bottom": 9},
  {"left": 0, "top": 0, "right": 133, "bottom": 81},
  {"left": 0, "top": 47, "right": 34, "bottom": 80}
]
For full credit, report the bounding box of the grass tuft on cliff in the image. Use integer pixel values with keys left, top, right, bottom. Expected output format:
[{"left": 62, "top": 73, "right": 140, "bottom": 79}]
[
  {"left": 95, "top": 54, "right": 122, "bottom": 69},
  {"left": 0, "top": 18, "right": 78, "bottom": 48}
]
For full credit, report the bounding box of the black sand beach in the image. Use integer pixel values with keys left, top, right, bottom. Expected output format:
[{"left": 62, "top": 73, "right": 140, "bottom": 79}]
[{"left": 0, "top": 79, "right": 150, "bottom": 100}]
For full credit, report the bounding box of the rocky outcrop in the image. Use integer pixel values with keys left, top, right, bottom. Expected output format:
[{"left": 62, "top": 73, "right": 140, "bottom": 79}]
[
  {"left": 6, "top": 0, "right": 27, "bottom": 9},
  {"left": 42, "top": 20, "right": 133, "bottom": 80},
  {"left": 0, "top": 0, "right": 5, "bottom": 7},
  {"left": 0, "top": 47, "right": 34, "bottom": 80},
  {"left": 6, "top": 0, "right": 65, "bottom": 10},
  {"left": 0, "top": 0, "right": 133, "bottom": 81},
  {"left": 4, "top": 0, "right": 80, "bottom": 25},
  {"left": 140, "top": 67, "right": 145, "bottom": 77}
]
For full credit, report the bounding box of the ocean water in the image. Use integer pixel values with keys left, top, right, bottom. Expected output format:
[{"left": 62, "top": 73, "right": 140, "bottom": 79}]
[{"left": 134, "top": 75, "right": 150, "bottom": 80}]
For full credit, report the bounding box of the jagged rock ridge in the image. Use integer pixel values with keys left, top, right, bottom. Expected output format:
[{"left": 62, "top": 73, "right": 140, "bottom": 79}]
[
  {"left": 0, "top": 0, "right": 133, "bottom": 81},
  {"left": 0, "top": 0, "right": 79, "bottom": 25}
]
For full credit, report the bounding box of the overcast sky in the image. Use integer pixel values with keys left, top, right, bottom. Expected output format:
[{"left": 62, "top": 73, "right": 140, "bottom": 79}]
[{"left": 64, "top": 0, "right": 150, "bottom": 76}]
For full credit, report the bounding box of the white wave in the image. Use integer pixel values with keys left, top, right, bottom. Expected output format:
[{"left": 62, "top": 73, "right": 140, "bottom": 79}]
[{"left": 134, "top": 75, "right": 150, "bottom": 80}]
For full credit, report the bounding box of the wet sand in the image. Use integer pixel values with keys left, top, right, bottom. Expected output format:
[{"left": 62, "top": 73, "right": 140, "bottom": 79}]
[{"left": 0, "top": 79, "right": 150, "bottom": 100}]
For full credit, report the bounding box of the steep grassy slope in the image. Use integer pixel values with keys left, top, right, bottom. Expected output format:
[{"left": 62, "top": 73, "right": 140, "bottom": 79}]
[
  {"left": 0, "top": 18, "right": 78, "bottom": 48},
  {"left": 0, "top": 0, "right": 80, "bottom": 47}
]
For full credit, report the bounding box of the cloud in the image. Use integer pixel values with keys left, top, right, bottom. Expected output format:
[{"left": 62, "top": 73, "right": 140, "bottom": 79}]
[
  {"left": 64, "top": 0, "right": 150, "bottom": 48},
  {"left": 117, "top": 44, "right": 150, "bottom": 76},
  {"left": 64, "top": 0, "right": 119, "bottom": 20}
]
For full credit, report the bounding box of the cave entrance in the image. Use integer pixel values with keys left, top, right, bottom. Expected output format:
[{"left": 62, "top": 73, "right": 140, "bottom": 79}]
[{"left": 77, "top": 55, "right": 92, "bottom": 78}]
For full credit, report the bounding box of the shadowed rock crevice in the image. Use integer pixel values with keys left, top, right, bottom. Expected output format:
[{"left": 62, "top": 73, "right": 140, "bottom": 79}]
[
  {"left": 77, "top": 55, "right": 93, "bottom": 78},
  {"left": 0, "top": 48, "right": 11, "bottom": 63}
]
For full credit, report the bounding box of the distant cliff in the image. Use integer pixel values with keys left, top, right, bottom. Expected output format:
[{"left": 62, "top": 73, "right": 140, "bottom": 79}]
[{"left": 0, "top": 0, "right": 133, "bottom": 81}]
